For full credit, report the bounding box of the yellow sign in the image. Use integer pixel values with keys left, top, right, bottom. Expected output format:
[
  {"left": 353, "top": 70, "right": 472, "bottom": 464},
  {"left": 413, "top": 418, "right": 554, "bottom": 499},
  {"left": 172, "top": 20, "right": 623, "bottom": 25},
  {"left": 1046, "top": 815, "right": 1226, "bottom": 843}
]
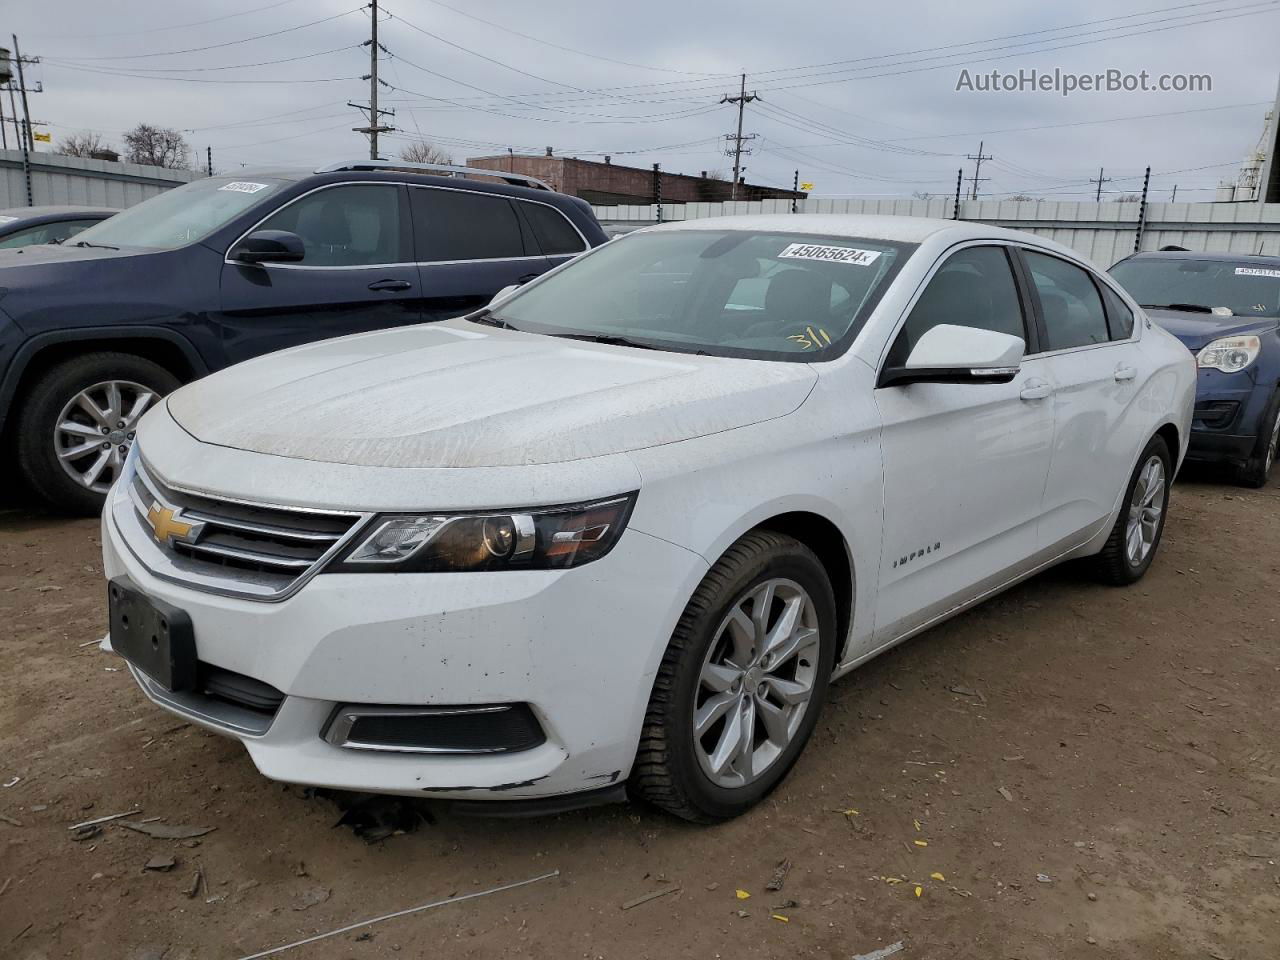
[
  {"left": 800, "top": 181, "right": 815, "bottom": 191},
  {"left": 32, "top": 131, "right": 51, "bottom": 143},
  {"left": 146, "top": 503, "right": 194, "bottom": 545}
]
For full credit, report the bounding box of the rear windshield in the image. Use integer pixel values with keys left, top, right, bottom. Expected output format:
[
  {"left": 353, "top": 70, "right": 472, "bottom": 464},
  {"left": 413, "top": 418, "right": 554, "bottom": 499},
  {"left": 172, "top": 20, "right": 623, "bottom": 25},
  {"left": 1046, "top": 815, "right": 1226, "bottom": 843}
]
[
  {"left": 490, "top": 229, "right": 914, "bottom": 360},
  {"left": 71, "top": 177, "right": 286, "bottom": 251},
  {"left": 1110, "top": 257, "right": 1280, "bottom": 318}
]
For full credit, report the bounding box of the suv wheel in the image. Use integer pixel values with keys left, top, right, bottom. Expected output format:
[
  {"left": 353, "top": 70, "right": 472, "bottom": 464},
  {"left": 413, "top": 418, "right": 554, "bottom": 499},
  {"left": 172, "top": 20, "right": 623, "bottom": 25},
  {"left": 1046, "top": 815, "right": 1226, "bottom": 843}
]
[
  {"left": 16, "top": 352, "right": 180, "bottom": 515},
  {"left": 1091, "top": 435, "right": 1172, "bottom": 585},
  {"left": 1236, "top": 390, "right": 1280, "bottom": 488},
  {"left": 630, "top": 531, "right": 837, "bottom": 822}
]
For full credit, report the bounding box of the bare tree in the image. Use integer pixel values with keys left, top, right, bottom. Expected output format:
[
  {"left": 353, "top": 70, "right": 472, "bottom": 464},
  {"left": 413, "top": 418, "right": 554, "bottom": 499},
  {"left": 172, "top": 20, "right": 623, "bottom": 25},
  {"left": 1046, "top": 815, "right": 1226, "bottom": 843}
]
[
  {"left": 399, "top": 141, "right": 453, "bottom": 165},
  {"left": 57, "top": 131, "right": 113, "bottom": 158},
  {"left": 1116, "top": 193, "right": 1143, "bottom": 203},
  {"left": 122, "top": 124, "right": 191, "bottom": 169},
  {"left": 1007, "top": 194, "right": 1035, "bottom": 202},
  {"left": 911, "top": 190, "right": 935, "bottom": 200}
]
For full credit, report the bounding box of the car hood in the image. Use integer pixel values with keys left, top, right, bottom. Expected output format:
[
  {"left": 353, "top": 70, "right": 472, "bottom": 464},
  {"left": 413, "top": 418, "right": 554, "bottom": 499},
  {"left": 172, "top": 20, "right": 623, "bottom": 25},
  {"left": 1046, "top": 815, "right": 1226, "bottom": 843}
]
[
  {"left": 166, "top": 319, "right": 818, "bottom": 468},
  {"left": 1145, "top": 308, "right": 1279, "bottom": 351}
]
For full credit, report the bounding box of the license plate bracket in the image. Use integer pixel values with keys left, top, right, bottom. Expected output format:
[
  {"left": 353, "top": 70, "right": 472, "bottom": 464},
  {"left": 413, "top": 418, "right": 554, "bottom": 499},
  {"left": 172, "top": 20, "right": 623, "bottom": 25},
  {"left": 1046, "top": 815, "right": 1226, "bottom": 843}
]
[{"left": 108, "top": 577, "right": 197, "bottom": 692}]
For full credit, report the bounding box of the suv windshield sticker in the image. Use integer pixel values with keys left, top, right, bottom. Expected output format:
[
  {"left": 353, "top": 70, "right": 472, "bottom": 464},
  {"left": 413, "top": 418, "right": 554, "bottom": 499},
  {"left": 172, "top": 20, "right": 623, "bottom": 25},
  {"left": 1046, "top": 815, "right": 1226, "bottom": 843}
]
[
  {"left": 218, "top": 182, "right": 270, "bottom": 194},
  {"left": 1235, "top": 267, "right": 1280, "bottom": 279},
  {"left": 778, "top": 242, "right": 882, "bottom": 266}
]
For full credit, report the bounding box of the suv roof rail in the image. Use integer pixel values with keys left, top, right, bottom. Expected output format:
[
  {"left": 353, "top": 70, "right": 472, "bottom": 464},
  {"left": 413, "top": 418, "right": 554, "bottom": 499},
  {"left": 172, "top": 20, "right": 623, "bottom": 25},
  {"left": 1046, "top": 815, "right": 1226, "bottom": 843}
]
[{"left": 315, "top": 159, "right": 553, "bottom": 191}]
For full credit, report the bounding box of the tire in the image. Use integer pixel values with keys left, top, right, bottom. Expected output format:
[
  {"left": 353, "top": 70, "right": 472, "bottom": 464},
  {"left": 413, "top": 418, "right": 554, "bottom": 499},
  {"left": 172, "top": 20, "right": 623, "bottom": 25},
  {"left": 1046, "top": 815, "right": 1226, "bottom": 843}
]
[
  {"left": 1235, "top": 390, "right": 1280, "bottom": 489},
  {"left": 15, "top": 352, "right": 180, "bottom": 515},
  {"left": 630, "top": 530, "right": 838, "bottom": 823},
  {"left": 1090, "top": 434, "right": 1172, "bottom": 586}
]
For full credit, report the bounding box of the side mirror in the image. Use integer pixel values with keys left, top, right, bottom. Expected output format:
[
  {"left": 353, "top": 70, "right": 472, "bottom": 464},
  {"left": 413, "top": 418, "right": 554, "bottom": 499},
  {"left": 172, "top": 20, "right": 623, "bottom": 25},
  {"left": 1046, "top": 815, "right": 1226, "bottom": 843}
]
[
  {"left": 490, "top": 284, "right": 521, "bottom": 305},
  {"left": 229, "top": 229, "right": 305, "bottom": 265},
  {"left": 880, "top": 324, "right": 1024, "bottom": 387}
]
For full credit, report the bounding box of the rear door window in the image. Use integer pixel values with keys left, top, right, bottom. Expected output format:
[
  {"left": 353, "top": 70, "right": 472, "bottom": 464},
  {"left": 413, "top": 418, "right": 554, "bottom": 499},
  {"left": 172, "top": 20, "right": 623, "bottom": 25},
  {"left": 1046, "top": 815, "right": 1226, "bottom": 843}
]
[
  {"left": 1023, "top": 251, "right": 1111, "bottom": 351},
  {"left": 411, "top": 188, "right": 527, "bottom": 262}
]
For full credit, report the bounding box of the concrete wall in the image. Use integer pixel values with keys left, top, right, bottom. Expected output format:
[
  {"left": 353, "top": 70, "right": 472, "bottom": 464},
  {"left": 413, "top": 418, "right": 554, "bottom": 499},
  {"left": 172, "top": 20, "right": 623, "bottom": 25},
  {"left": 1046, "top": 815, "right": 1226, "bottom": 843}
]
[
  {"left": 0, "top": 150, "right": 201, "bottom": 209},
  {"left": 594, "top": 197, "right": 1280, "bottom": 268}
]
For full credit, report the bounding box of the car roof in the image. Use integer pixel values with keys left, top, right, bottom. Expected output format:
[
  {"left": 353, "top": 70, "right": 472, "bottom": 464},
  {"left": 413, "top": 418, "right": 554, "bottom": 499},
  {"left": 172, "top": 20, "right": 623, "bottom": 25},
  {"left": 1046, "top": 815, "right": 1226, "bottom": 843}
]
[
  {"left": 0, "top": 205, "right": 119, "bottom": 219},
  {"left": 639, "top": 213, "right": 1077, "bottom": 251},
  {"left": 1120, "top": 250, "right": 1280, "bottom": 266}
]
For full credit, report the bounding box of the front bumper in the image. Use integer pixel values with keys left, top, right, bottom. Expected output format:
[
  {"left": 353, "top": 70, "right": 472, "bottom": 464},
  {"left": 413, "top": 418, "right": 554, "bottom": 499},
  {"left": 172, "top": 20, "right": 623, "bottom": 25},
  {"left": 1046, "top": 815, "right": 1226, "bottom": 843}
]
[
  {"left": 102, "top": 503, "right": 708, "bottom": 801},
  {"left": 1184, "top": 367, "right": 1276, "bottom": 464}
]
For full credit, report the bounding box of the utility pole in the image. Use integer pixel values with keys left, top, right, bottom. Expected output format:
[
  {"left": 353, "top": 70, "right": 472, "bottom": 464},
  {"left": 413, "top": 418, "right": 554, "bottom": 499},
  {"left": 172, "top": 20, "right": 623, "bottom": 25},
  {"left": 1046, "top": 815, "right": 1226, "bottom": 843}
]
[
  {"left": 965, "top": 140, "right": 992, "bottom": 200},
  {"left": 350, "top": 0, "right": 394, "bottom": 159},
  {"left": 1170, "top": 184, "right": 1178, "bottom": 203},
  {"left": 720, "top": 74, "right": 759, "bottom": 201},
  {"left": 1090, "top": 166, "right": 1111, "bottom": 202},
  {"left": 12, "top": 35, "right": 34, "bottom": 151}
]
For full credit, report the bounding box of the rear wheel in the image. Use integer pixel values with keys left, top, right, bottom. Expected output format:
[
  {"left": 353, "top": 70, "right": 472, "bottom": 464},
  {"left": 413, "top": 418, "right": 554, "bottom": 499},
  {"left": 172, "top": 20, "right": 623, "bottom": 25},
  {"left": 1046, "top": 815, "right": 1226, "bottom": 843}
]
[
  {"left": 1090, "top": 435, "right": 1172, "bottom": 585},
  {"left": 16, "top": 353, "right": 179, "bottom": 515},
  {"left": 630, "top": 531, "right": 837, "bottom": 822},
  {"left": 1236, "top": 390, "right": 1280, "bottom": 488}
]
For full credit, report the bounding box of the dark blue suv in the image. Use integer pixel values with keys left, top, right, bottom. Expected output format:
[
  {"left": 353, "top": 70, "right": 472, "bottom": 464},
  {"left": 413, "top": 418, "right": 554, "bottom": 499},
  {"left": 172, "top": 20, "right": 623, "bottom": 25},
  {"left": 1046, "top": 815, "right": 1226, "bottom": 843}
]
[
  {"left": 0, "top": 161, "right": 607, "bottom": 512},
  {"left": 1110, "top": 251, "right": 1280, "bottom": 486}
]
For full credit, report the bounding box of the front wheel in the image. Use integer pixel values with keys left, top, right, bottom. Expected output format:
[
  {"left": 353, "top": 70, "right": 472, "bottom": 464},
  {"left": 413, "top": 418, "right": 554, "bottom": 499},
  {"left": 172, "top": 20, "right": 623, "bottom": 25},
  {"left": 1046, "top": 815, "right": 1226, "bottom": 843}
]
[
  {"left": 15, "top": 352, "right": 180, "bottom": 515},
  {"left": 630, "top": 531, "right": 838, "bottom": 822},
  {"left": 1236, "top": 390, "right": 1280, "bottom": 488},
  {"left": 1090, "top": 435, "right": 1172, "bottom": 585}
]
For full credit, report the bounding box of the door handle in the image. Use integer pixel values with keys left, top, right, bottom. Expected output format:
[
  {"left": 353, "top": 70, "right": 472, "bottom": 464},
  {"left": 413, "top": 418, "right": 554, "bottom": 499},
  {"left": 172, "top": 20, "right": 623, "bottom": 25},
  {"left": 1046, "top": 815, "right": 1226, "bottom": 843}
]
[
  {"left": 368, "top": 279, "right": 412, "bottom": 292},
  {"left": 1114, "top": 364, "right": 1138, "bottom": 382},
  {"left": 1019, "top": 379, "right": 1053, "bottom": 401}
]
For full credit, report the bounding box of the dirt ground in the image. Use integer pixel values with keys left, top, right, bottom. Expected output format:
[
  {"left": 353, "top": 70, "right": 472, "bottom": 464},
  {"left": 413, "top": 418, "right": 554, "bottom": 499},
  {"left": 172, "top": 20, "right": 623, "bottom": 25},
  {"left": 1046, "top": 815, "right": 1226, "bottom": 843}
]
[{"left": 1, "top": 469, "right": 1278, "bottom": 960}]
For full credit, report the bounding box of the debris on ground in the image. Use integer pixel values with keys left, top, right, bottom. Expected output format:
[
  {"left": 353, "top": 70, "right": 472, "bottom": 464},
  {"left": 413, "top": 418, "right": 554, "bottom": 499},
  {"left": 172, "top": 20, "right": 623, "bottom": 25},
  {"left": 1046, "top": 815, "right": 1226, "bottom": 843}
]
[
  {"left": 3, "top": 776, "right": 21, "bottom": 788},
  {"left": 70, "top": 824, "right": 102, "bottom": 842},
  {"left": 851, "top": 942, "right": 905, "bottom": 960},
  {"left": 234, "top": 870, "right": 558, "bottom": 959},
  {"left": 144, "top": 855, "right": 176, "bottom": 872},
  {"left": 0, "top": 813, "right": 22, "bottom": 826},
  {"left": 330, "top": 794, "right": 433, "bottom": 844},
  {"left": 185, "top": 866, "right": 204, "bottom": 899},
  {"left": 997, "top": 786, "right": 1015, "bottom": 803},
  {"left": 293, "top": 885, "right": 332, "bottom": 911},
  {"left": 735, "top": 889, "right": 751, "bottom": 900},
  {"left": 770, "top": 913, "right": 789, "bottom": 922},
  {"left": 765, "top": 858, "right": 791, "bottom": 892},
  {"left": 1036, "top": 873, "right": 1053, "bottom": 884},
  {"left": 930, "top": 872, "right": 946, "bottom": 882},
  {"left": 948, "top": 684, "right": 986, "bottom": 703},
  {"left": 69, "top": 809, "right": 142, "bottom": 831},
  {"left": 620, "top": 886, "right": 680, "bottom": 910},
  {"left": 120, "top": 821, "right": 214, "bottom": 840}
]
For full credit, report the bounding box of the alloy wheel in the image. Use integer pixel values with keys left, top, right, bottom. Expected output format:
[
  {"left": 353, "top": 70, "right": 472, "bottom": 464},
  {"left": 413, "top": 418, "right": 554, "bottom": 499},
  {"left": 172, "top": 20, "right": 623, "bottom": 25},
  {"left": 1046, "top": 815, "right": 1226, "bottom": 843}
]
[
  {"left": 1265, "top": 411, "right": 1280, "bottom": 476},
  {"left": 52, "top": 380, "right": 155, "bottom": 493},
  {"left": 693, "top": 578, "right": 821, "bottom": 789},
  {"left": 1125, "top": 454, "right": 1166, "bottom": 567}
]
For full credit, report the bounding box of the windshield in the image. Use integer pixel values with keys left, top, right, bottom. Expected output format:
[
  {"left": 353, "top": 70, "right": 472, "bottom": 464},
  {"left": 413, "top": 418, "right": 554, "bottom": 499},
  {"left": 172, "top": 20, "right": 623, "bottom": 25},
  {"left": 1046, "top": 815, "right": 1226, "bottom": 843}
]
[
  {"left": 1110, "top": 257, "right": 1280, "bottom": 318},
  {"left": 490, "top": 230, "right": 913, "bottom": 360},
  {"left": 71, "top": 177, "right": 287, "bottom": 251}
]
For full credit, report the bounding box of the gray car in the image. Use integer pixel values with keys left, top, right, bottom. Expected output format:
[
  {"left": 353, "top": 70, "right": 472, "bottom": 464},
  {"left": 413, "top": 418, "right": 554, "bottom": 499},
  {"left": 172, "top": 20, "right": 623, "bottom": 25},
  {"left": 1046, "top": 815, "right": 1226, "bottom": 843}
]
[{"left": 0, "top": 205, "right": 119, "bottom": 248}]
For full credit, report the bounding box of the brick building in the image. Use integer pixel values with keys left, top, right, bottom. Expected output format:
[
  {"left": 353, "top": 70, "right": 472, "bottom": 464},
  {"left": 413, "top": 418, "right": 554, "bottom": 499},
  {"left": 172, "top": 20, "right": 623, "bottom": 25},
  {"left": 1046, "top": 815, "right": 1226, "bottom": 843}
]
[{"left": 466, "top": 151, "right": 805, "bottom": 205}]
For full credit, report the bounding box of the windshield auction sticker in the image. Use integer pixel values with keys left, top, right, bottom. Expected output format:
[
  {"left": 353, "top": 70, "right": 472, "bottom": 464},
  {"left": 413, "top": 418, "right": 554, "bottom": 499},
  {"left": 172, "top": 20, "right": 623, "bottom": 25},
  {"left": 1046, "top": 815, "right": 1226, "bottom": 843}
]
[
  {"left": 778, "top": 243, "right": 881, "bottom": 266},
  {"left": 218, "top": 181, "right": 271, "bottom": 194},
  {"left": 1235, "top": 267, "right": 1280, "bottom": 278}
]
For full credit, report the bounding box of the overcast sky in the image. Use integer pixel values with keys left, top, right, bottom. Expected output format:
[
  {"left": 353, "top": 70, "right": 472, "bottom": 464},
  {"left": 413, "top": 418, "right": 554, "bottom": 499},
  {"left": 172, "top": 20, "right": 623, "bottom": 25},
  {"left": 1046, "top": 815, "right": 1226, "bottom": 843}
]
[{"left": 7, "top": 0, "right": 1279, "bottom": 200}]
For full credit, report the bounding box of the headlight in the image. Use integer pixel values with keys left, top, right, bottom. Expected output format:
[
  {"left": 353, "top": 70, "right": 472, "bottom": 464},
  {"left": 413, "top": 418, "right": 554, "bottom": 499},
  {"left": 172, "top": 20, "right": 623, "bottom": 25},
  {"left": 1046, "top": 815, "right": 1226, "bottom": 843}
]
[
  {"left": 1197, "top": 335, "right": 1260, "bottom": 373},
  {"left": 331, "top": 493, "right": 637, "bottom": 572}
]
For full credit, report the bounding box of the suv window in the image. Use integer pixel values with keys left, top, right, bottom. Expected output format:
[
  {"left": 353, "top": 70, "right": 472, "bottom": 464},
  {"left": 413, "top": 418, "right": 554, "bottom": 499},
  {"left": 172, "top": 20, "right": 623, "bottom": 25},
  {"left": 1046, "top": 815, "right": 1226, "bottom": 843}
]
[
  {"left": 1024, "top": 251, "right": 1111, "bottom": 350},
  {"left": 520, "top": 201, "right": 585, "bottom": 256},
  {"left": 887, "top": 245, "right": 1026, "bottom": 366},
  {"left": 411, "top": 188, "right": 526, "bottom": 262},
  {"left": 1098, "top": 282, "right": 1135, "bottom": 339},
  {"left": 259, "top": 184, "right": 404, "bottom": 267}
]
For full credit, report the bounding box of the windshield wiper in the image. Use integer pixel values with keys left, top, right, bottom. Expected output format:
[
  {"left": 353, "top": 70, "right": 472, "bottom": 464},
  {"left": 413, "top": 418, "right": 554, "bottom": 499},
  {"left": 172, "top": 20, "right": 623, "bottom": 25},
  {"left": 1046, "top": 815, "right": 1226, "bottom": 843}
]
[
  {"left": 72, "top": 240, "right": 119, "bottom": 251},
  {"left": 1141, "top": 302, "right": 1214, "bottom": 314},
  {"left": 546, "top": 332, "right": 662, "bottom": 351},
  {"left": 466, "top": 309, "right": 517, "bottom": 330}
]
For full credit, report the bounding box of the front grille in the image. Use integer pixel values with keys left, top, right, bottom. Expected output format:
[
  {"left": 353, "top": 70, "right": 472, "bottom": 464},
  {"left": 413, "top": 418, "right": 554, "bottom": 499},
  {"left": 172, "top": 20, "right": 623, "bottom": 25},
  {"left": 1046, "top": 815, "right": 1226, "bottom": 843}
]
[
  {"left": 325, "top": 704, "right": 547, "bottom": 754},
  {"left": 129, "top": 460, "right": 364, "bottom": 599}
]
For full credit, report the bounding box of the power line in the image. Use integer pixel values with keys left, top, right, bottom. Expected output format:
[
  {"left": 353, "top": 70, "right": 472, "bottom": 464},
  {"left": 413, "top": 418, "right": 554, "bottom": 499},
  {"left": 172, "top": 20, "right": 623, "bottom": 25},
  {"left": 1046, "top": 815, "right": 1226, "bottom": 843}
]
[
  {"left": 43, "top": 45, "right": 360, "bottom": 74},
  {"left": 44, "top": 9, "right": 362, "bottom": 61}
]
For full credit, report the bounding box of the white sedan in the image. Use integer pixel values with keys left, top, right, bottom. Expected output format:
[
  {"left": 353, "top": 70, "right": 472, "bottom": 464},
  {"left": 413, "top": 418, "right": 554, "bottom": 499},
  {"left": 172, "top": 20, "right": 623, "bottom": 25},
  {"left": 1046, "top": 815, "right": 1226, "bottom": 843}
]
[{"left": 101, "top": 215, "right": 1195, "bottom": 822}]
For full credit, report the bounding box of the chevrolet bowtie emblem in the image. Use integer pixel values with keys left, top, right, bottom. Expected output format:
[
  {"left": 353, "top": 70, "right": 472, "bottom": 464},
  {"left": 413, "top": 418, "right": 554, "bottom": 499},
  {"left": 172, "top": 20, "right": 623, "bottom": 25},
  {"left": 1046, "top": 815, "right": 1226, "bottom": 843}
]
[{"left": 146, "top": 502, "right": 196, "bottom": 545}]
